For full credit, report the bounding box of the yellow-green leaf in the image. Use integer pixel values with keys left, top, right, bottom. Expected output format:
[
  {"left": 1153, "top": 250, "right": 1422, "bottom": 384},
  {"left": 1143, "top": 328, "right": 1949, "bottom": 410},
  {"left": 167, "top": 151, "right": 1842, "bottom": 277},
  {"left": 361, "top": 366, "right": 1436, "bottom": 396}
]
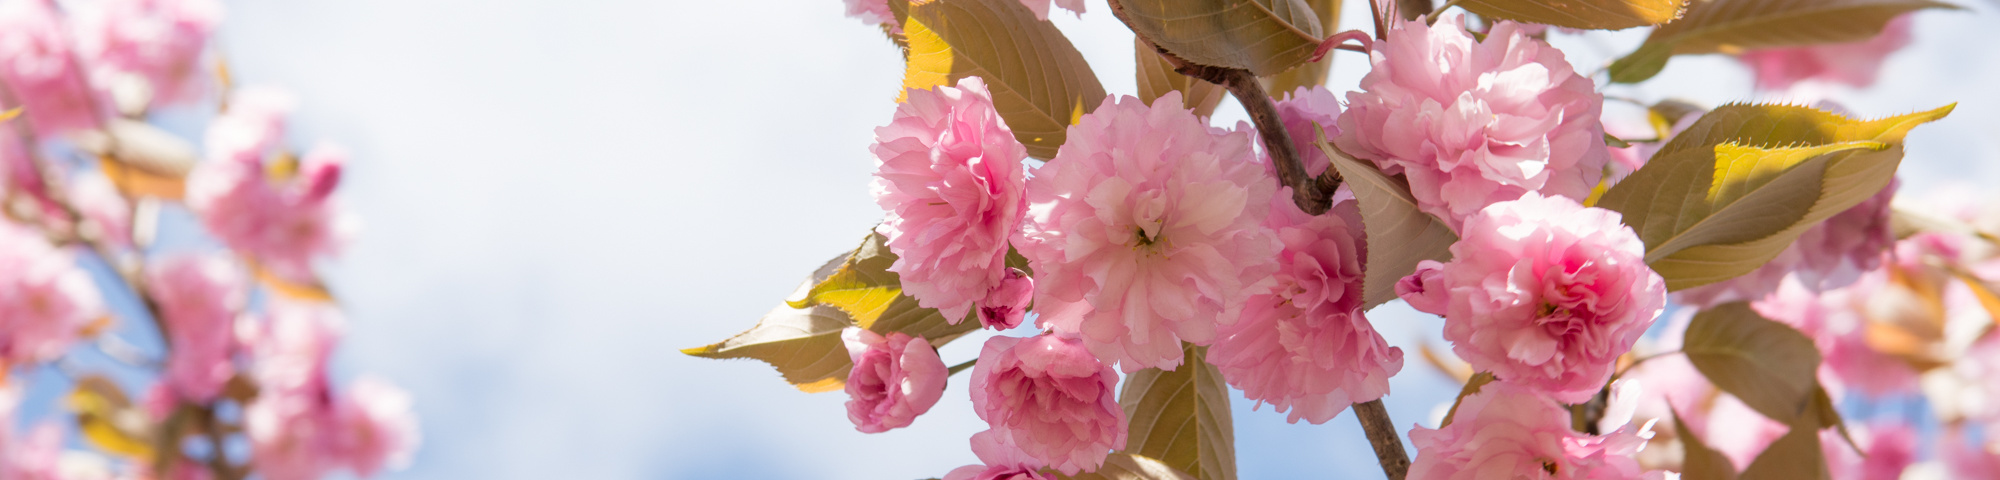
[
  {"left": 1120, "top": 343, "right": 1235, "bottom": 480},
  {"left": 70, "top": 375, "right": 155, "bottom": 460},
  {"left": 1136, "top": 38, "right": 1227, "bottom": 118},
  {"left": 1260, "top": 0, "right": 1341, "bottom": 95},
  {"left": 1459, "top": 0, "right": 1686, "bottom": 30},
  {"left": 1683, "top": 302, "right": 1822, "bottom": 425},
  {"left": 1059, "top": 453, "right": 1200, "bottom": 480},
  {"left": 791, "top": 232, "right": 903, "bottom": 324},
  {"left": 685, "top": 255, "right": 857, "bottom": 393},
  {"left": 1672, "top": 408, "right": 1739, "bottom": 480},
  {"left": 1315, "top": 127, "right": 1457, "bottom": 310},
  {"left": 1610, "top": 0, "right": 1954, "bottom": 83},
  {"left": 902, "top": 0, "right": 1108, "bottom": 159},
  {"left": 1109, "top": 0, "right": 1326, "bottom": 76},
  {"left": 1596, "top": 103, "right": 1951, "bottom": 290},
  {"left": 1740, "top": 399, "right": 1830, "bottom": 480}
]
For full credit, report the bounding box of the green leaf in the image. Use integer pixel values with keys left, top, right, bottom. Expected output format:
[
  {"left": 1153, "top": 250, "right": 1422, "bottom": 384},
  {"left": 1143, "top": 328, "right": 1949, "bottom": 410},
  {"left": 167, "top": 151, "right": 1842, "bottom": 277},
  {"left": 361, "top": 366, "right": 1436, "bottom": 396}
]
[
  {"left": 1595, "top": 103, "right": 1951, "bottom": 290},
  {"left": 1608, "top": 41, "right": 1673, "bottom": 84},
  {"left": 1672, "top": 408, "right": 1739, "bottom": 480},
  {"left": 1740, "top": 400, "right": 1830, "bottom": 480},
  {"left": 1109, "top": 0, "right": 1325, "bottom": 76},
  {"left": 1260, "top": 0, "right": 1341, "bottom": 95},
  {"left": 795, "top": 232, "right": 982, "bottom": 342},
  {"left": 1683, "top": 302, "right": 1822, "bottom": 425},
  {"left": 1609, "top": 0, "right": 1955, "bottom": 83},
  {"left": 1120, "top": 343, "right": 1236, "bottom": 480},
  {"left": 1438, "top": 372, "right": 1497, "bottom": 428},
  {"left": 1059, "top": 453, "right": 1201, "bottom": 480},
  {"left": 901, "top": 0, "right": 1109, "bottom": 159},
  {"left": 682, "top": 293, "right": 856, "bottom": 393},
  {"left": 1314, "top": 127, "right": 1458, "bottom": 310},
  {"left": 1458, "top": 0, "right": 1686, "bottom": 29},
  {"left": 1135, "top": 38, "right": 1227, "bottom": 118}
]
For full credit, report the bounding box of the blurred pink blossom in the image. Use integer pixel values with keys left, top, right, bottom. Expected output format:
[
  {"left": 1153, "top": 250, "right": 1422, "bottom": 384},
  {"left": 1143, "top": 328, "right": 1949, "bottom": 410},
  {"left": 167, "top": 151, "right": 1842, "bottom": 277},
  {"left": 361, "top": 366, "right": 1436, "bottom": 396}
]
[
  {"left": 1398, "top": 193, "right": 1664, "bottom": 403},
  {"left": 189, "top": 88, "right": 353, "bottom": 282},
  {"left": 244, "top": 302, "right": 343, "bottom": 480},
  {"left": 1335, "top": 14, "right": 1608, "bottom": 230},
  {"left": 969, "top": 334, "right": 1124, "bottom": 475},
  {"left": 335, "top": 376, "right": 420, "bottom": 477},
  {"left": 1825, "top": 423, "right": 1915, "bottom": 480},
  {"left": 843, "top": 0, "right": 892, "bottom": 26},
  {"left": 1942, "top": 428, "right": 2000, "bottom": 478},
  {"left": 841, "top": 327, "right": 946, "bottom": 433},
  {"left": 872, "top": 76, "right": 1028, "bottom": 325},
  {"left": 1736, "top": 16, "right": 1913, "bottom": 91},
  {"left": 1702, "top": 394, "right": 1788, "bottom": 470},
  {"left": 1408, "top": 381, "right": 1656, "bottom": 479},
  {"left": 1751, "top": 273, "right": 1919, "bottom": 397},
  {"left": 943, "top": 430, "right": 1053, "bottom": 480},
  {"left": 146, "top": 254, "right": 245, "bottom": 403},
  {"left": 68, "top": 172, "right": 131, "bottom": 247},
  {"left": 0, "top": 220, "right": 103, "bottom": 365},
  {"left": 1211, "top": 190, "right": 1401, "bottom": 424},
  {"left": 0, "top": 423, "right": 63, "bottom": 480},
  {"left": 0, "top": 0, "right": 104, "bottom": 138},
  {"left": 76, "top": 0, "right": 224, "bottom": 105},
  {"left": 1019, "top": 92, "right": 1279, "bottom": 372},
  {"left": 1017, "top": 0, "right": 1083, "bottom": 20}
]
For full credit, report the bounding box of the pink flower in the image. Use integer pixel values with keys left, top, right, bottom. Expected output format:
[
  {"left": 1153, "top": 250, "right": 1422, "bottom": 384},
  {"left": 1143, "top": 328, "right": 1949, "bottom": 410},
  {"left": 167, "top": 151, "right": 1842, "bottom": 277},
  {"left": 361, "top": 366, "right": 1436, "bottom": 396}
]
[
  {"left": 1827, "top": 423, "right": 1915, "bottom": 480},
  {"left": 1271, "top": 86, "right": 1342, "bottom": 176},
  {"left": 0, "top": 0, "right": 105, "bottom": 138},
  {"left": 978, "top": 268, "right": 1032, "bottom": 330},
  {"left": 0, "top": 220, "right": 103, "bottom": 365},
  {"left": 1701, "top": 393, "right": 1787, "bottom": 469},
  {"left": 843, "top": 0, "right": 893, "bottom": 27},
  {"left": 1398, "top": 193, "right": 1665, "bottom": 403},
  {"left": 1018, "top": 92, "right": 1279, "bottom": 372},
  {"left": 1943, "top": 428, "right": 2000, "bottom": 479},
  {"left": 189, "top": 88, "right": 353, "bottom": 282},
  {"left": 1017, "top": 0, "right": 1083, "bottom": 20},
  {"left": 969, "top": 334, "right": 1124, "bottom": 475},
  {"left": 146, "top": 254, "right": 245, "bottom": 403},
  {"left": 872, "top": 76, "right": 1029, "bottom": 324},
  {"left": 1335, "top": 13, "right": 1609, "bottom": 230},
  {"left": 335, "top": 376, "right": 420, "bottom": 477},
  {"left": 76, "top": 0, "right": 224, "bottom": 106},
  {"left": 0, "top": 424, "right": 63, "bottom": 480},
  {"left": 1408, "top": 381, "right": 1655, "bottom": 480},
  {"left": 1211, "top": 190, "right": 1403, "bottom": 424},
  {"left": 1676, "top": 179, "right": 1898, "bottom": 307},
  {"left": 943, "top": 430, "right": 1054, "bottom": 480},
  {"left": 841, "top": 327, "right": 947, "bottom": 433},
  {"left": 1736, "top": 15, "right": 1912, "bottom": 91},
  {"left": 68, "top": 172, "right": 132, "bottom": 247},
  {"left": 1751, "top": 273, "right": 1918, "bottom": 396},
  {"left": 244, "top": 302, "right": 343, "bottom": 480}
]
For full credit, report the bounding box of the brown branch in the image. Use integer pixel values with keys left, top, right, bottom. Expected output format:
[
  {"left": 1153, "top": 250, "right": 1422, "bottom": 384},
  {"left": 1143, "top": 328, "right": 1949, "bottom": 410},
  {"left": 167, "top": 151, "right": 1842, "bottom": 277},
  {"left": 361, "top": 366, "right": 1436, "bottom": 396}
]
[
  {"left": 1354, "top": 400, "right": 1411, "bottom": 480},
  {"left": 1396, "top": 0, "right": 1434, "bottom": 21}
]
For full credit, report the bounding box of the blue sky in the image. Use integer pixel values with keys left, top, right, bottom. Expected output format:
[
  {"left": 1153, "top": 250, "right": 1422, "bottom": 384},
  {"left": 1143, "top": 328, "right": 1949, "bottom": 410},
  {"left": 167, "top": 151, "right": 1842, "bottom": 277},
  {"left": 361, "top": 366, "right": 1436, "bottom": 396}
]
[{"left": 147, "top": 0, "right": 2000, "bottom": 479}]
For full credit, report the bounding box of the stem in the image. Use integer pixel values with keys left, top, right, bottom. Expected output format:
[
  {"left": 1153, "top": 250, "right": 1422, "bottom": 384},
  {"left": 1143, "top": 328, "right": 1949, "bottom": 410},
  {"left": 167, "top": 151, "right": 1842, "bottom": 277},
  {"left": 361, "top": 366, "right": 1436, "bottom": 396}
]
[
  {"left": 947, "top": 358, "right": 977, "bottom": 376},
  {"left": 1353, "top": 400, "right": 1410, "bottom": 480},
  {"left": 1397, "top": 0, "right": 1434, "bottom": 21},
  {"left": 1423, "top": 0, "right": 1463, "bottom": 24}
]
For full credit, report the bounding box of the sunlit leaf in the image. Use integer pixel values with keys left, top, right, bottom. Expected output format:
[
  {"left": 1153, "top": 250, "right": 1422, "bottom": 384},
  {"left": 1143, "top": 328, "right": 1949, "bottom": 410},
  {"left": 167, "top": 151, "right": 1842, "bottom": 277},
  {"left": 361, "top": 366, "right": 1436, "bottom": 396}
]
[
  {"left": 1260, "top": 0, "right": 1341, "bottom": 95},
  {"left": 1315, "top": 127, "right": 1457, "bottom": 309},
  {"left": 685, "top": 256, "right": 857, "bottom": 393},
  {"left": 1459, "top": 0, "right": 1686, "bottom": 29},
  {"left": 1609, "top": 0, "right": 1955, "bottom": 83},
  {"left": 900, "top": 0, "right": 1108, "bottom": 159},
  {"left": 1135, "top": 38, "right": 1226, "bottom": 118},
  {"left": 1438, "top": 372, "right": 1496, "bottom": 428},
  {"left": 248, "top": 259, "right": 336, "bottom": 303},
  {"left": 70, "top": 375, "right": 155, "bottom": 460},
  {"left": 1672, "top": 407, "right": 1739, "bottom": 480},
  {"left": 1417, "top": 342, "right": 1472, "bottom": 383},
  {"left": 1608, "top": 42, "right": 1674, "bottom": 84},
  {"left": 1952, "top": 269, "right": 2000, "bottom": 329},
  {"left": 791, "top": 232, "right": 903, "bottom": 323},
  {"left": 1120, "top": 343, "right": 1236, "bottom": 480},
  {"left": 1683, "top": 302, "right": 1821, "bottom": 425},
  {"left": 1109, "top": 0, "right": 1325, "bottom": 76},
  {"left": 1059, "top": 453, "right": 1201, "bottom": 480},
  {"left": 1596, "top": 103, "right": 1951, "bottom": 290}
]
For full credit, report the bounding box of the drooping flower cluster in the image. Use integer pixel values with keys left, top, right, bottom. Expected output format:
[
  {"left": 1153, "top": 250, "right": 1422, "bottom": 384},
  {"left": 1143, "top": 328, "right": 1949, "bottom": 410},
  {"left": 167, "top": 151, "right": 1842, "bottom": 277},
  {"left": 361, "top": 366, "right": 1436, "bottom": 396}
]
[
  {"left": 1335, "top": 14, "right": 1610, "bottom": 230},
  {"left": 1399, "top": 193, "right": 1666, "bottom": 403},
  {"left": 841, "top": 327, "right": 947, "bottom": 433},
  {"left": 968, "top": 334, "right": 1124, "bottom": 475},
  {"left": 1019, "top": 91, "right": 1279, "bottom": 372},
  {"left": 871, "top": 77, "right": 1028, "bottom": 326},
  {"left": 188, "top": 88, "right": 354, "bottom": 283},
  {"left": 1209, "top": 87, "right": 1403, "bottom": 425}
]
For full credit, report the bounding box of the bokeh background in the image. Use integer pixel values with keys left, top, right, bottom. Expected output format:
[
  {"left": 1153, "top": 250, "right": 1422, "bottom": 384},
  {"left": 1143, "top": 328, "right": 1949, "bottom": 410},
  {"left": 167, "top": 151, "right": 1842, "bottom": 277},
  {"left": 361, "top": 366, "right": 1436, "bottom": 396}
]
[{"left": 184, "top": 0, "right": 2000, "bottom": 478}]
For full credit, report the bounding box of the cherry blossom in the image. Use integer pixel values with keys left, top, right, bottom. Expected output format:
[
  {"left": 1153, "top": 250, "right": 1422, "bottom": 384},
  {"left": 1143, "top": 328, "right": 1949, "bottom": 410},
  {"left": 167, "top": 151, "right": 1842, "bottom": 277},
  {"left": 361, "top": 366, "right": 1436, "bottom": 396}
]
[
  {"left": 969, "top": 333, "right": 1124, "bottom": 475},
  {"left": 841, "top": 327, "right": 947, "bottom": 433}
]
